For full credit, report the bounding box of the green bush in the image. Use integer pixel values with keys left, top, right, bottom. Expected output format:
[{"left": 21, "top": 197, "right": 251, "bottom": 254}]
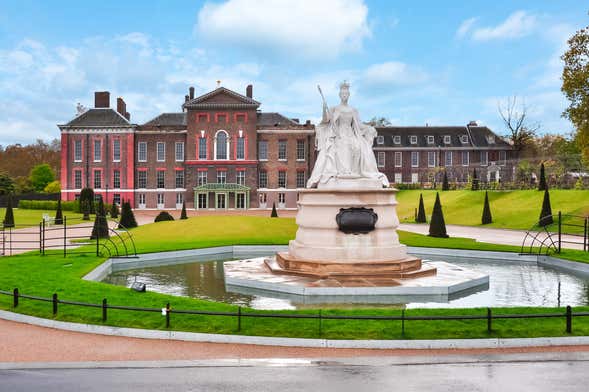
[
  {"left": 18, "top": 199, "right": 79, "bottom": 211},
  {"left": 415, "top": 193, "right": 427, "bottom": 223},
  {"left": 428, "top": 192, "right": 449, "bottom": 238},
  {"left": 154, "top": 211, "right": 175, "bottom": 222},
  {"left": 481, "top": 191, "right": 492, "bottom": 224},
  {"left": 119, "top": 200, "right": 138, "bottom": 229},
  {"left": 2, "top": 194, "right": 15, "bottom": 227}
]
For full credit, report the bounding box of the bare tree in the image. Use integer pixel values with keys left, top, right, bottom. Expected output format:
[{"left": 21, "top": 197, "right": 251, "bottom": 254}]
[
  {"left": 498, "top": 96, "right": 540, "bottom": 158},
  {"left": 366, "top": 116, "right": 392, "bottom": 127}
]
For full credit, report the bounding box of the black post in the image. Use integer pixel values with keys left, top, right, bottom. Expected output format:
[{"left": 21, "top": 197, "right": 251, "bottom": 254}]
[
  {"left": 165, "top": 303, "right": 170, "bottom": 328},
  {"left": 558, "top": 281, "right": 561, "bottom": 308},
  {"left": 401, "top": 309, "right": 405, "bottom": 337},
  {"left": 102, "top": 298, "right": 107, "bottom": 322},
  {"left": 584, "top": 217, "right": 588, "bottom": 252},
  {"left": 558, "top": 211, "right": 562, "bottom": 253},
  {"left": 63, "top": 216, "right": 67, "bottom": 258},
  {"left": 96, "top": 228, "right": 100, "bottom": 257},
  {"left": 566, "top": 305, "right": 572, "bottom": 333},
  {"left": 13, "top": 288, "right": 18, "bottom": 308},
  {"left": 38, "top": 222, "right": 42, "bottom": 255},
  {"left": 487, "top": 308, "right": 492, "bottom": 333},
  {"left": 52, "top": 293, "right": 58, "bottom": 315},
  {"left": 318, "top": 310, "right": 322, "bottom": 337},
  {"left": 237, "top": 306, "right": 241, "bottom": 331}
]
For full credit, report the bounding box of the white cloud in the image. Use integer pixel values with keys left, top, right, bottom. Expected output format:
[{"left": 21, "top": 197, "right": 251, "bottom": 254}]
[
  {"left": 362, "top": 61, "right": 429, "bottom": 88},
  {"left": 456, "top": 17, "right": 478, "bottom": 39},
  {"left": 471, "top": 11, "right": 537, "bottom": 41},
  {"left": 195, "top": 0, "right": 371, "bottom": 58}
]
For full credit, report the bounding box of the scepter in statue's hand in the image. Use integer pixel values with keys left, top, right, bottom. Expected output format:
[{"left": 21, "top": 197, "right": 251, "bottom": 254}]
[{"left": 317, "top": 85, "right": 329, "bottom": 123}]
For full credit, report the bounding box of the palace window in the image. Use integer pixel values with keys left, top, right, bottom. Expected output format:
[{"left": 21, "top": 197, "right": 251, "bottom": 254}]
[
  {"left": 138, "top": 142, "right": 147, "bottom": 162},
  {"left": 444, "top": 135, "right": 451, "bottom": 144},
  {"left": 216, "top": 170, "right": 227, "bottom": 184},
  {"left": 175, "top": 142, "right": 184, "bottom": 162},
  {"left": 198, "top": 136, "right": 207, "bottom": 160},
  {"left": 113, "top": 194, "right": 121, "bottom": 206},
  {"left": 393, "top": 135, "right": 401, "bottom": 144},
  {"left": 197, "top": 193, "right": 208, "bottom": 209},
  {"left": 157, "top": 171, "right": 165, "bottom": 188},
  {"left": 278, "top": 140, "right": 287, "bottom": 161},
  {"left": 460, "top": 135, "right": 469, "bottom": 144},
  {"left": 176, "top": 193, "right": 183, "bottom": 204},
  {"left": 296, "top": 140, "right": 305, "bottom": 161},
  {"left": 237, "top": 170, "right": 246, "bottom": 185},
  {"left": 236, "top": 193, "right": 245, "bottom": 209},
  {"left": 137, "top": 171, "right": 147, "bottom": 188},
  {"left": 278, "top": 171, "right": 287, "bottom": 188},
  {"left": 157, "top": 142, "right": 166, "bottom": 162},
  {"left": 215, "top": 131, "right": 229, "bottom": 160},
  {"left": 157, "top": 193, "right": 164, "bottom": 206},
  {"left": 93, "top": 140, "right": 102, "bottom": 162},
  {"left": 113, "top": 170, "right": 121, "bottom": 188},
  {"left": 113, "top": 139, "right": 121, "bottom": 162},
  {"left": 428, "top": 151, "right": 436, "bottom": 167},
  {"left": 445, "top": 151, "right": 453, "bottom": 166},
  {"left": 376, "top": 135, "right": 384, "bottom": 145},
  {"left": 394, "top": 152, "right": 402, "bottom": 167},
  {"left": 278, "top": 192, "right": 286, "bottom": 204},
  {"left": 499, "top": 150, "right": 506, "bottom": 166},
  {"left": 410, "top": 135, "right": 417, "bottom": 145},
  {"left": 74, "top": 140, "right": 82, "bottom": 162},
  {"left": 258, "top": 171, "right": 268, "bottom": 188},
  {"left": 377, "top": 152, "right": 385, "bottom": 168},
  {"left": 197, "top": 171, "right": 208, "bottom": 186},
  {"left": 462, "top": 151, "right": 470, "bottom": 166},
  {"left": 296, "top": 171, "right": 306, "bottom": 188},
  {"left": 93, "top": 170, "right": 102, "bottom": 189},
  {"left": 175, "top": 170, "right": 184, "bottom": 188},
  {"left": 480, "top": 151, "right": 488, "bottom": 166},
  {"left": 427, "top": 136, "right": 434, "bottom": 145},
  {"left": 138, "top": 193, "right": 146, "bottom": 205},
  {"left": 411, "top": 151, "right": 419, "bottom": 167},
  {"left": 258, "top": 140, "right": 268, "bottom": 160},
  {"left": 236, "top": 136, "right": 245, "bottom": 160},
  {"left": 74, "top": 170, "right": 82, "bottom": 189}
]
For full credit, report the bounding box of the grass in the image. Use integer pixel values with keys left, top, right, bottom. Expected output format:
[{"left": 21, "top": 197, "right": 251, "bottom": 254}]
[
  {"left": 1, "top": 215, "right": 588, "bottom": 340},
  {"left": 395, "top": 189, "right": 589, "bottom": 231},
  {"left": 0, "top": 208, "right": 85, "bottom": 227}
]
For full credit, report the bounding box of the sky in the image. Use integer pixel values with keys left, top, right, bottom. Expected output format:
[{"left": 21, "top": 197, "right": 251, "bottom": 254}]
[{"left": 0, "top": 0, "right": 587, "bottom": 145}]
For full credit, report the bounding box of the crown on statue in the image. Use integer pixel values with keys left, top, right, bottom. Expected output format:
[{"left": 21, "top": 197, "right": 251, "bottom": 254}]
[{"left": 339, "top": 80, "right": 350, "bottom": 90}]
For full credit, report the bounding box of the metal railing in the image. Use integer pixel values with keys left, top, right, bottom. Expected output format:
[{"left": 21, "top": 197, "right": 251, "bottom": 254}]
[{"left": 521, "top": 211, "right": 588, "bottom": 255}]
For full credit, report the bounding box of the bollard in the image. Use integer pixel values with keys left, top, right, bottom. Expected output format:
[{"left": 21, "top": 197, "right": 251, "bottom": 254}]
[
  {"left": 487, "top": 308, "right": 492, "bottom": 333},
  {"left": 166, "top": 303, "right": 170, "bottom": 328},
  {"left": 52, "top": 293, "right": 58, "bottom": 315},
  {"left": 566, "top": 305, "right": 572, "bottom": 333},
  {"left": 13, "top": 288, "right": 18, "bottom": 308},
  {"left": 102, "top": 298, "right": 107, "bottom": 322}
]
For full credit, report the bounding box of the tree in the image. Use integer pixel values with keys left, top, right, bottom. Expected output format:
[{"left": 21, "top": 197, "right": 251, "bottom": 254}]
[
  {"left": 180, "top": 201, "right": 188, "bottom": 220},
  {"left": 0, "top": 172, "right": 15, "bottom": 195},
  {"left": 428, "top": 193, "right": 449, "bottom": 238},
  {"left": 110, "top": 202, "right": 119, "bottom": 219},
  {"left": 29, "top": 163, "right": 55, "bottom": 192},
  {"left": 416, "top": 193, "right": 427, "bottom": 223},
  {"left": 539, "top": 189, "right": 554, "bottom": 227},
  {"left": 118, "top": 200, "right": 138, "bottom": 229},
  {"left": 481, "top": 191, "right": 492, "bottom": 224},
  {"left": 366, "top": 117, "right": 392, "bottom": 127},
  {"left": 2, "top": 194, "right": 15, "bottom": 228},
  {"left": 54, "top": 199, "right": 63, "bottom": 225},
  {"left": 562, "top": 24, "right": 589, "bottom": 165},
  {"left": 43, "top": 180, "right": 61, "bottom": 193},
  {"left": 498, "top": 96, "right": 540, "bottom": 158},
  {"left": 79, "top": 188, "right": 95, "bottom": 214},
  {"left": 538, "top": 162, "right": 547, "bottom": 191},
  {"left": 90, "top": 197, "right": 109, "bottom": 240},
  {"left": 442, "top": 171, "right": 449, "bottom": 191},
  {"left": 270, "top": 202, "right": 278, "bottom": 218},
  {"left": 471, "top": 168, "right": 479, "bottom": 191}
]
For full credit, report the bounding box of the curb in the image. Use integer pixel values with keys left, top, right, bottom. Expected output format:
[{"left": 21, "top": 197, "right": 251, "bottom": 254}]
[{"left": 2, "top": 309, "right": 589, "bottom": 350}]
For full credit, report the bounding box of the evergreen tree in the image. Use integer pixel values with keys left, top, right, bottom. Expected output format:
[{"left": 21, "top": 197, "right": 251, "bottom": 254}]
[
  {"left": 539, "top": 188, "right": 554, "bottom": 226},
  {"left": 538, "top": 162, "right": 547, "bottom": 191},
  {"left": 442, "top": 171, "right": 449, "bottom": 191},
  {"left": 428, "top": 192, "right": 449, "bottom": 238},
  {"left": 154, "top": 211, "right": 175, "bottom": 222},
  {"left": 415, "top": 193, "right": 427, "bottom": 223},
  {"left": 54, "top": 199, "right": 63, "bottom": 225},
  {"left": 79, "top": 188, "right": 95, "bottom": 214},
  {"left": 481, "top": 191, "right": 492, "bottom": 224},
  {"left": 118, "top": 200, "right": 138, "bottom": 229},
  {"left": 2, "top": 194, "right": 15, "bottom": 228},
  {"left": 180, "top": 201, "right": 188, "bottom": 220},
  {"left": 110, "top": 202, "right": 119, "bottom": 219},
  {"left": 81, "top": 200, "right": 91, "bottom": 220},
  {"left": 471, "top": 168, "right": 479, "bottom": 191},
  {"left": 270, "top": 202, "right": 278, "bottom": 218},
  {"left": 90, "top": 197, "right": 109, "bottom": 240}
]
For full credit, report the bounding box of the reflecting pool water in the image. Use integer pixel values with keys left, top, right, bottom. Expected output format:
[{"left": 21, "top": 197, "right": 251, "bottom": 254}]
[{"left": 103, "top": 256, "right": 589, "bottom": 310}]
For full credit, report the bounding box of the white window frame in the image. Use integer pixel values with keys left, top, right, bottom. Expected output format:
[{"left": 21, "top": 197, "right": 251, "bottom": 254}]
[
  {"left": 93, "top": 170, "right": 102, "bottom": 189},
  {"left": 376, "top": 135, "right": 384, "bottom": 145},
  {"left": 197, "top": 171, "right": 208, "bottom": 186},
  {"left": 394, "top": 152, "right": 402, "bottom": 167},
  {"left": 278, "top": 140, "right": 287, "bottom": 161},
  {"left": 296, "top": 140, "right": 305, "bottom": 161},
  {"left": 138, "top": 142, "right": 147, "bottom": 162},
  {"left": 461, "top": 135, "right": 469, "bottom": 144},
  {"left": 236, "top": 137, "right": 245, "bottom": 160},
  {"left": 137, "top": 171, "right": 147, "bottom": 189},
  {"left": 112, "top": 139, "right": 121, "bottom": 162},
  {"left": 427, "top": 135, "right": 434, "bottom": 145},
  {"left": 214, "top": 130, "right": 229, "bottom": 160},
  {"left": 410, "top": 135, "right": 417, "bottom": 145},
  {"left": 157, "top": 193, "right": 165, "bottom": 209},
  {"left": 296, "top": 171, "right": 306, "bottom": 188},
  {"left": 393, "top": 135, "right": 401, "bottom": 144},
  {"left": 216, "top": 170, "right": 227, "bottom": 184},
  {"left": 258, "top": 140, "right": 268, "bottom": 161},
  {"left": 113, "top": 170, "right": 121, "bottom": 189},
  {"left": 74, "top": 140, "right": 82, "bottom": 162},
  {"left": 444, "top": 135, "right": 451, "bottom": 144},
  {"left": 462, "top": 151, "right": 470, "bottom": 166},
  {"left": 74, "top": 170, "right": 82, "bottom": 189},
  {"left": 411, "top": 151, "right": 419, "bottom": 167},
  {"left": 198, "top": 137, "right": 207, "bottom": 160},
  {"left": 175, "top": 142, "right": 184, "bottom": 162},
  {"left": 427, "top": 151, "right": 436, "bottom": 167},
  {"left": 157, "top": 142, "right": 166, "bottom": 162},
  {"left": 93, "top": 140, "right": 102, "bottom": 162},
  {"left": 258, "top": 171, "right": 268, "bottom": 188},
  {"left": 138, "top": 193, "right": 146, "bottom": 209},
  {"left": 480, "top": 151, "right": 488, "bottom": 166},
  {"left": 278, "top": 171, "right": 287, "bottom": 188},
  {"left": 237, "top": 170, "right": 246, "bottom": 185},
  {"left": 377, "top": 151, "right": 385, "bottom": 168},
  {"left": 394, "top": 173, "right": 402, "bottom": 184},
  {"left": 175, "top": 170, "right": 185, "bottom": 188},
  {"left": 445, "top": 151, "right": 453, "bottom": 166},
  {"left": 499, "top": 150, "right": 507, "bottom": 166},
  {"left": 156, "top": 171, "right": 165, "bottom": 188}
]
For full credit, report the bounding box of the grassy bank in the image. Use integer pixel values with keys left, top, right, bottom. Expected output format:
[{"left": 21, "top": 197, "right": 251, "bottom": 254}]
[
  {"left": 1, "top": 215, "right": 588, "bottom": 340},
  {"left": 0, "top": 208, "right": 85, "bottom": 227}
]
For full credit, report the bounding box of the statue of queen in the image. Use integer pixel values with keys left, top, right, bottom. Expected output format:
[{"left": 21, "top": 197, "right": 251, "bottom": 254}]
[{"left": 307, "top": 81, "right": 390, "bottom": 189}]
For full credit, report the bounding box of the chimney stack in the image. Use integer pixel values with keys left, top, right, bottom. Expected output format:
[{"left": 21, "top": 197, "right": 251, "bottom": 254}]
[
  {"left": 125, "top": 112, "right": 130, "bottom": 121},
  {"left": 468, "top": 120, "right": 478, "bottom": 127},
  {"left": 116, "top": 97, "right": 126, "bottom": 117},
  {"left": 246, "top": 84, "right": 253, "bottom": 98},
  {"left": 185, "top": 94, "right": 189, "bottom": 102},
  {"left": 95, "top": 91, "right": 110, "bottom": 108},
  {"left": 189, "top": 86, "right": 195, "bottom": 100}
]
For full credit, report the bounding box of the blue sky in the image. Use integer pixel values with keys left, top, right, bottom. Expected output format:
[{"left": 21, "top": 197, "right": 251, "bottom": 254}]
[{"left": 0, "top": 0, "right": 586, "bottom": 144}]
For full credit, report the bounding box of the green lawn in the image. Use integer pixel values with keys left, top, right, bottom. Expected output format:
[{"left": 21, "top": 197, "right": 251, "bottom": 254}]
[
  {"left": 0, "top": 208, "right": 85, "bottom": 227},
  {"left": 395, "top": 189, "right": 589, "bottom": 231},
  {"left": 1, "top": 215, "right": 588, "bottom": 340}
]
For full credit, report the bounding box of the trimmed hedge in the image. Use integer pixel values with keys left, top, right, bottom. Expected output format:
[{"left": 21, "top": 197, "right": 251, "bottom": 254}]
[{"left": 18, "top": 199, "right": 79, "bottom": 211}]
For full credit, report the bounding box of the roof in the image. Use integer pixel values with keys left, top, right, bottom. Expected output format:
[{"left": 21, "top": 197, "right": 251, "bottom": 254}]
[
  {"left": 256, "top": 112, "right": 300, "bottom": 127},
  {"left": 182, "top": 87, "right": 260, "bottom": 110},
  {"left": 142, "top": 113, "right": 187, "bottom": 127},
  {"left": 374, "top": 125, "right": 511, "bottom": 149},
  {"left": 60, "top": 108, "right": 131, "bottom": 127}
]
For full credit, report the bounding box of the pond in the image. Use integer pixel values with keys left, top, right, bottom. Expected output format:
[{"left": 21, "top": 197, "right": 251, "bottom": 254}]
[{"left": 102, "top": 256, "right": 589, "bottom": 310}]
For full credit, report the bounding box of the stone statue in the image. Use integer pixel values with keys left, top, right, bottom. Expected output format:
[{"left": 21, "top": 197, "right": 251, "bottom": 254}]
[{"left": 307, "top": 82, "right": 389, "bottom": 188}]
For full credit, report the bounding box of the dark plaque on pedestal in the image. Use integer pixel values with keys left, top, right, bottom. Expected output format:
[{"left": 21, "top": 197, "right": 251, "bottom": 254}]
[{"left": 336, "top": 207, "right": 378, "bottom": 234}]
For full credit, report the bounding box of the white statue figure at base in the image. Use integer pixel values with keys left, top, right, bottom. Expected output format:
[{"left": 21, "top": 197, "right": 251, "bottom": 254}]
[{"left": 307, "top": 81, "right": 390, "bottom": 189}]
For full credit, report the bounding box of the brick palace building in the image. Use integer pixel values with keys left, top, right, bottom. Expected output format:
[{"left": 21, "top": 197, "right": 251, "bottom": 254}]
[{"left": 58, "top": 85, "right": 514, "bottom": 210}]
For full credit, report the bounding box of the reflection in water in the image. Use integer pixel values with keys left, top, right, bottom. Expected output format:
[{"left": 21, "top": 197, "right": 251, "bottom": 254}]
[{"left": 103, "top": 257, "right": 589, "bottom": 310}]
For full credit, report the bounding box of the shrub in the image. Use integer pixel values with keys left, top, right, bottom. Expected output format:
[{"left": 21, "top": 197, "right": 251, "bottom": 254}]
[
  {"left": 54, "top": 199, "right": 63, "bottom": 225},
  {"left": 2, "top": 194, "right": 15, "bottom": 228},
  {"left": 481, "top": 191, "right": 492, "bottom": 225},
  {"left": 538, "top": 163, "right": 547, "bottom": 191},
  {"left": 539, "top": 188, "right": 553, "bottom": 226},
  {"left": 118, "top": 200, "right": 138, "bottom": 229},
  {"left": 90, "top": 198, "right": 109, "bottom": 240},
  {"left": 79, "top": 188, "right": 95, "bottom": 214},
  {"left": 415, "top": 193, "right": 427, "bottom": 223},
  {"left": 18, "top": 199, "right": 79, "bottom": 211},
  {"left": 29, "top": 164, "right": 55, "bottom": 192},
  {"left": 43, "top": 180, "right": 61, "bottom": 193},
  {"left": 442, "top": 171, "right": 449, "bottom": 191},
  {"left": 180, "top": 201, "right": 188, "bottom": 220},
  {"left": 428, "top": 192, "right": 449, "bottom": 238},
  {"left": 154, "top": 211, "right": 175, "bottom": 222},
  {"left": 270, "top": 202, "right": 278, "bottom": 218},
  {"left": 574, "top": 176, "right": 585, "bottom": 190},
  {"left": 110, "top": 202, "right": 119, "bottom": 219}
]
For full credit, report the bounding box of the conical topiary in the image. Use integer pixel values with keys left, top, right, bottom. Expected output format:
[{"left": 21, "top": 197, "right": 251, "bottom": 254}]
[
  {"left": 110, "top": 202, "right": 119, "bottom": 219},
  {"left": 442, "top": 171, "right": 449, "bottom": 191},
  {"left": 81, "top": 199, "right": 91, "bottom": 220},
  {"left": 471, "top": 168, "right": 479, "bottom": 191},
  {"left": 90, "top": 197, "right": 109, "bottom": 240},
  {"left": 55, "top": 198, "right": 63, "bottom": 225},
  {"left": 481, "top": 191, "right": 492, "bottom": 224},
  {"left": 270, "top": 202, "right": 278, "bottom": 218},
  {"left": 79, "top": 187, "right": 95, "bottom": 214},
  {"left": 538, "top": 162, "right": 547, "bottom": 191},
  {"left": 539, "top": 188, "right": 553, "bottom": 226},
  {"left": 180, "top": 201, "right": 188, "bottom": 220},
  {"left": 416, "top": 193, "right": 427, "bottom": 223},
  {"left": 118, "top": 200, "right": 138, "bottom": 229},
  {"left": 2, "top": 194, "right": 15, "bottom": 228},
  {"left": 428, "top": 192, "right": 449, "bottom": 238}
]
